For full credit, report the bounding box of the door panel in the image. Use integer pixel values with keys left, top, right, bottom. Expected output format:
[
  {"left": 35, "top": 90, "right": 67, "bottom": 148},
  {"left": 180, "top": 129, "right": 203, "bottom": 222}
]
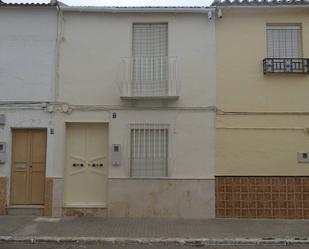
[
  {"left": 65, "top": 123, "right": 108, "bottom": 206},
  {"left": 11, "top": 129, "right": 46, "bottom": 205},
  {"left": 30, "top": 130, "right": 46, "bottom": 204},
  {"left": 65, "top": 124, "right": 87, "bottom": 205},
  {"left": 31, "top": 171, "right": 45, "bottom": 204},
  {"left": 11, "top": 130, "right": 30, "bottom": 204},
  {"left": 86, "top": 124, "right": 108, "bottom": 205}
]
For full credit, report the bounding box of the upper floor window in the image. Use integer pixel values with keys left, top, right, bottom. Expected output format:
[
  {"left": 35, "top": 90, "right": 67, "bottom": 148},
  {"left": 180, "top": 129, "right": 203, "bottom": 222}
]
[
  {"left": 132, "top": 23, "right": 168, "bottom": 97},
  {"left": 120, "top": 23, "right": 179, "bottom": 99},
  {"left": 263, "top": 24, "right": 308, "bottom": 74},
  {"left": 266, "top": 24, "right": 302, "bottom": 58}
]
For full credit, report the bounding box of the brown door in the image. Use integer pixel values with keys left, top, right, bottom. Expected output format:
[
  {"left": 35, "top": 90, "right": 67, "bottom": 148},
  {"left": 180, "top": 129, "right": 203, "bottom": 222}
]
[{"left": 10, "top": 129, "right": 47, "bottom": 205}]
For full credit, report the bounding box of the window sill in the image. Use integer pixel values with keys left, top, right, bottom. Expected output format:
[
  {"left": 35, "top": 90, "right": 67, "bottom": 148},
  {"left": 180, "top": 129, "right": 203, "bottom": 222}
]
[
  {"left": 120, "top": 95, "right": 179, "bottom": 101},
  {"left": 109, "top": 177, "right": 215, "bottom": 180}
]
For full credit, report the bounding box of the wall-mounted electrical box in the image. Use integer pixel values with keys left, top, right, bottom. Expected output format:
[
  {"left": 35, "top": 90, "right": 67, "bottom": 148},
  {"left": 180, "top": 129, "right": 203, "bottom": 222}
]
[
  {"left": 112, "top": 144, "right": 121, "bottom": 166},
  {"left": 0, "top": 115, "right": 5, "bottom": 125},
  {"left": 298, "top": 152, "right": 309, "bottom": 163},
  {"left": 0, "top": 142, "right": 6, "bottom": 164}
]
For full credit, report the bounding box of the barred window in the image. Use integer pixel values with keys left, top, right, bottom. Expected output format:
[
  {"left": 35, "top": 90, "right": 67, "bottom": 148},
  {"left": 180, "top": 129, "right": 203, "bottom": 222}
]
[
  {"left": 130, "top": 124, "right": 169, "bottom": 177},
  {"left": 267, "top": 25, "right": 302, "bottom": 58},
  {"left": 132, "top": 23, "right": 168, "bottom": 96}
]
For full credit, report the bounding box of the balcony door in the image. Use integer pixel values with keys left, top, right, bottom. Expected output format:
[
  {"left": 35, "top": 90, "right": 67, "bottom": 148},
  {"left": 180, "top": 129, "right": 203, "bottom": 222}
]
[{"left": 132, "top": 23, "right": 168, "bottom": 96}]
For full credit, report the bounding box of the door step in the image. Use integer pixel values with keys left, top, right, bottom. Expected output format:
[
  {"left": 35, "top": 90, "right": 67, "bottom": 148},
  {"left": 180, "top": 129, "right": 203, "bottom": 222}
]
[{"left": 6, "top": 205, "right": 44, "bottom": 216}]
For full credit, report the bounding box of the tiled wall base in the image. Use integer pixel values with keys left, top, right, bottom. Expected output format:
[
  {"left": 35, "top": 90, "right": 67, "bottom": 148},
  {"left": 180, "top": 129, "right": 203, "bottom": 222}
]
[
  {"left": 62, "top": 208, "right": 108, "bottom": 217},
  {"left": 216, "top": 176, "right": 309, "bottom": 219},
  {"left": 0, "top": 177, "right": 7, "bottom": 215}
]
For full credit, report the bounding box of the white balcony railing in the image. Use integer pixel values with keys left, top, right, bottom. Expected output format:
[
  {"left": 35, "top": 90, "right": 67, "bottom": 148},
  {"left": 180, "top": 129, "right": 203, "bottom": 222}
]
[{"left": 119, "top": 56, "right": 179, "bottom": 100}]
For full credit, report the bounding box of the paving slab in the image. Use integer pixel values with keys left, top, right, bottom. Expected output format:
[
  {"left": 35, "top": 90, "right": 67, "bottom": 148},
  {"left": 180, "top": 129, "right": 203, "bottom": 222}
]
[
  {"left": 0, "top": 216, "right": 34, "bottom": 236},
  {"left": 1, "top": 216, "right": 309, "bottom": 244},
  {"left": 1, "top": 243, "right": 309, "bottom": 249}
]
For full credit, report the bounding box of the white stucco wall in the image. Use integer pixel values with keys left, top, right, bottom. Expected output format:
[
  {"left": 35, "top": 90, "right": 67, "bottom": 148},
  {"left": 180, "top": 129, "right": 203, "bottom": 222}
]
[
  {"left": 0, "top": 8, "right": 58, "bottom": 101},
  {"left": 52, "top": 110, "right": 215, "bottom": 178},
  {"left": 0, "top": 7, "right": 58, "bottom": 179},
  {"left": 0, "top": 109, "right": 54, "bottom": 178},
  {"left": 55, "top": 11, "right": 216, "bottom": 180},
  {"left": 57, "top": 12, "right": 216, "bottom": 108}
]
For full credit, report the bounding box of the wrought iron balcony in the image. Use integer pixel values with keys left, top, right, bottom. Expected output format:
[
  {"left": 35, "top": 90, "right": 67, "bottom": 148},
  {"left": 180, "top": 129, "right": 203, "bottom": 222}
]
[
  {"left": 119, "top": 56, "right": 179, "bottom": 100},
  {"left": 263, "top": 58, "right": 309, "bottom": 74}
]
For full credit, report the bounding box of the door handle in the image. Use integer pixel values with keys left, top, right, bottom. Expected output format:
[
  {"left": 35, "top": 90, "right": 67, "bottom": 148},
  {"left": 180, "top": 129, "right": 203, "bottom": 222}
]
[{"left": 29, "top": 165, "right": 32, "bottom": 168}]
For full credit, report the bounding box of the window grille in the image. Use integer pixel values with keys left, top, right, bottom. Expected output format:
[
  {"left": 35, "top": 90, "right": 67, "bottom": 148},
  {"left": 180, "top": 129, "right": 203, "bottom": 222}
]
[
  {"left": 130, "top": 123, "right": 169, "bottom": 177},
  {"left": 267, "top": 25, "right": 301, "bottom": 58},
  {"left": 132, "top": 23, "right": 168, "bottom": 96}
]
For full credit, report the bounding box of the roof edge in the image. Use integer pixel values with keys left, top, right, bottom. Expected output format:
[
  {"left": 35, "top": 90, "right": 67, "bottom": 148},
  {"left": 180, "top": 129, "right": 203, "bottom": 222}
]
[
  {"left": 0, "top": 0, "right": 58, "bottom": 7},
  {"left": 211, "top": 0, "right": 309, "bottom": 7},
  {"left": 59, "top": 6, "right": 215, "bottom": 13}
]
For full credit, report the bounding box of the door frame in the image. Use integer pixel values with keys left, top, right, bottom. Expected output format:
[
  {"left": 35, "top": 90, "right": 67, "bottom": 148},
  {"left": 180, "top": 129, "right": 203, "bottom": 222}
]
[
  {"left": 63, "top": 122, "right": 109, "bottom": 208},
  {"left": 9, "top": 128, "right": 48, "bottom": 206}
]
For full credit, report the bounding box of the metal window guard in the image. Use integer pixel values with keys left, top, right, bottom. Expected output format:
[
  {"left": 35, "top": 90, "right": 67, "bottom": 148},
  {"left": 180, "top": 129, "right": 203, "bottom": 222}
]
[
  {"left": 263, "top": 58, "right": 309, "bottom": 74},
  {"left": 119, "top": 56, "right": 180, "bottom": 100}
]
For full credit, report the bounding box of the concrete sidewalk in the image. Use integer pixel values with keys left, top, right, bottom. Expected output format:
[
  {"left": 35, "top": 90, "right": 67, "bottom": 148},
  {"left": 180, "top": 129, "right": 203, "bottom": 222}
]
[{"left": 1, "top": 216, "right": 309, "bottom": 245}]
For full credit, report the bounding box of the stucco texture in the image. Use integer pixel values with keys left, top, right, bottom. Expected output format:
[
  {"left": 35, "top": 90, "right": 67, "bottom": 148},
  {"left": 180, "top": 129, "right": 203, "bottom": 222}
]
[
  {"left": 216, "top": 8, "right": 309, "bottom": 112},
  {"left": 216, "top": 115, "right": 309, "bottom": 175},
  {"left": 108, "top": 178, "right": 215, "bottom": 218},
  {"left": 215, "top": 8, "right": 309, "bottom": 176}
]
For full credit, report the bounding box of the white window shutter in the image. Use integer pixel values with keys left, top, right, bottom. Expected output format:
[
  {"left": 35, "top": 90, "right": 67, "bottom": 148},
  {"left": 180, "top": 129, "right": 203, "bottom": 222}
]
[
  {"left": 267, "top": 25, "right": 301, "bottom": 58},
  {"left": 132, "top": 23, "right": 168, "bottom": 96}
]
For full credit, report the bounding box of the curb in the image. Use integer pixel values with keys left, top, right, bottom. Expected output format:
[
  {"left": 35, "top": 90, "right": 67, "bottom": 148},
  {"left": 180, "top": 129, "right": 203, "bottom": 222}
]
[{"left": 1, "top": 236, "right": 309, "bottom": 245}]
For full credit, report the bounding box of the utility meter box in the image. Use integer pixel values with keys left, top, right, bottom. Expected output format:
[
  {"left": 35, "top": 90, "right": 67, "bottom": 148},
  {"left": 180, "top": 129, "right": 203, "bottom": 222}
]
[
  {"left": 112, "top": 144, "right": 121, "bottom": 166},
  {"left": 0, "top": 142, "right": 6, "bottom": 164},
  {"left": 298, "top": 152, "right": 309, "bottom": 163},
  {"left": 0, "top": 115, "right": 5, "bottom": 125}
]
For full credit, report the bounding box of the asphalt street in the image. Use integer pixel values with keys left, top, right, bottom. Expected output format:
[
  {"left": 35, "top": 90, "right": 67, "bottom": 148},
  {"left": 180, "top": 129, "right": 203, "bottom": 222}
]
[{"left": 1, "top": 243, "right": 309, "bottom": 249}]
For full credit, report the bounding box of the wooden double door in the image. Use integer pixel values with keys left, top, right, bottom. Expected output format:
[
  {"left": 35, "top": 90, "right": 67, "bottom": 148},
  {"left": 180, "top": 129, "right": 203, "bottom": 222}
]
[
  {"left": 10, "top": 129, "right": 47, "bottom": 205},
  {"left": 64, "top": 123, "right": 108, "bottom": 207}
]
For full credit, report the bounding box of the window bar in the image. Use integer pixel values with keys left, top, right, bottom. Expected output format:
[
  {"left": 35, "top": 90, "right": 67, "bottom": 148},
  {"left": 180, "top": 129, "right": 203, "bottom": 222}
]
[
  {"left": 148, "top": 123, "right": 151, "bottom": 175},
  {"left": 162, "top": 57, "right": 164, "bottom": 95},
  {"left": 139, "top": 56, "right": 142, "bottom": 96},
  {"left": 165, "top": 126, "right": 168, "bottom": 175},
  {"left": 142, "top": 123, "right": 145, "bottom": 175},
  {"left": 164, "top": 127, "right": 167, "bottom": 176},
  {"left": 153, "top": 56, "right": 156, "bottom": 96},
  {"left": 153, "top": 124, "right": 156, "bottom": 175},
  {"left": 131, "top": 124, "right": 134, "bottom": 176}
]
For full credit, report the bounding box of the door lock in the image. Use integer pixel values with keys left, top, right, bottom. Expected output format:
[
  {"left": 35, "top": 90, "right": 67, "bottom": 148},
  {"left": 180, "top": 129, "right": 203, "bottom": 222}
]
[
  {"left": 88, "top": 163, "right": 104, "bottom": 167},
  {"left": 72, "top": 163, "right": 84, "bottom": 167}
]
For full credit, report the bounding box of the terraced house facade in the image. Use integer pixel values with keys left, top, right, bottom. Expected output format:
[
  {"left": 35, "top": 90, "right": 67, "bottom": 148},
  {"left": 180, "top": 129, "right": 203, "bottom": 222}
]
[
  {"left": 0, "top": 0, "right": 309, "bottom": 219},
  {"left": 214, "top": 0, "right": 309, "bottom": 219},
  {"left": 53, "top": 5, "right": 216, "bottom": 218},
  {"left": 0, "top": 1, "right": 58, "bottom": 216},
  {"left": 0, "top": 2, "right": 217, "bottom": 218}
]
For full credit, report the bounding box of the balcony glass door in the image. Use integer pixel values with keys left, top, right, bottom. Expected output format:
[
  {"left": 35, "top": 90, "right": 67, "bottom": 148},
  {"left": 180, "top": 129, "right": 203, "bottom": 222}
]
[{"left": 132, "top": 23, "right": 168, "bottom": 96}]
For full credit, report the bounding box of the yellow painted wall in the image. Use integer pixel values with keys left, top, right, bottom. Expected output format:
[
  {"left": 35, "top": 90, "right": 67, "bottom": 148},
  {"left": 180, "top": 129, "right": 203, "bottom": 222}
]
[
  {"left": 216, "top": 114, "right": 309, "bottom": 175},
  {"left": 215, "top": 8, "right": 309, "bottom": 176},
  {"left": 216, "top": 8, "right": 309, "bottom": 112}
]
